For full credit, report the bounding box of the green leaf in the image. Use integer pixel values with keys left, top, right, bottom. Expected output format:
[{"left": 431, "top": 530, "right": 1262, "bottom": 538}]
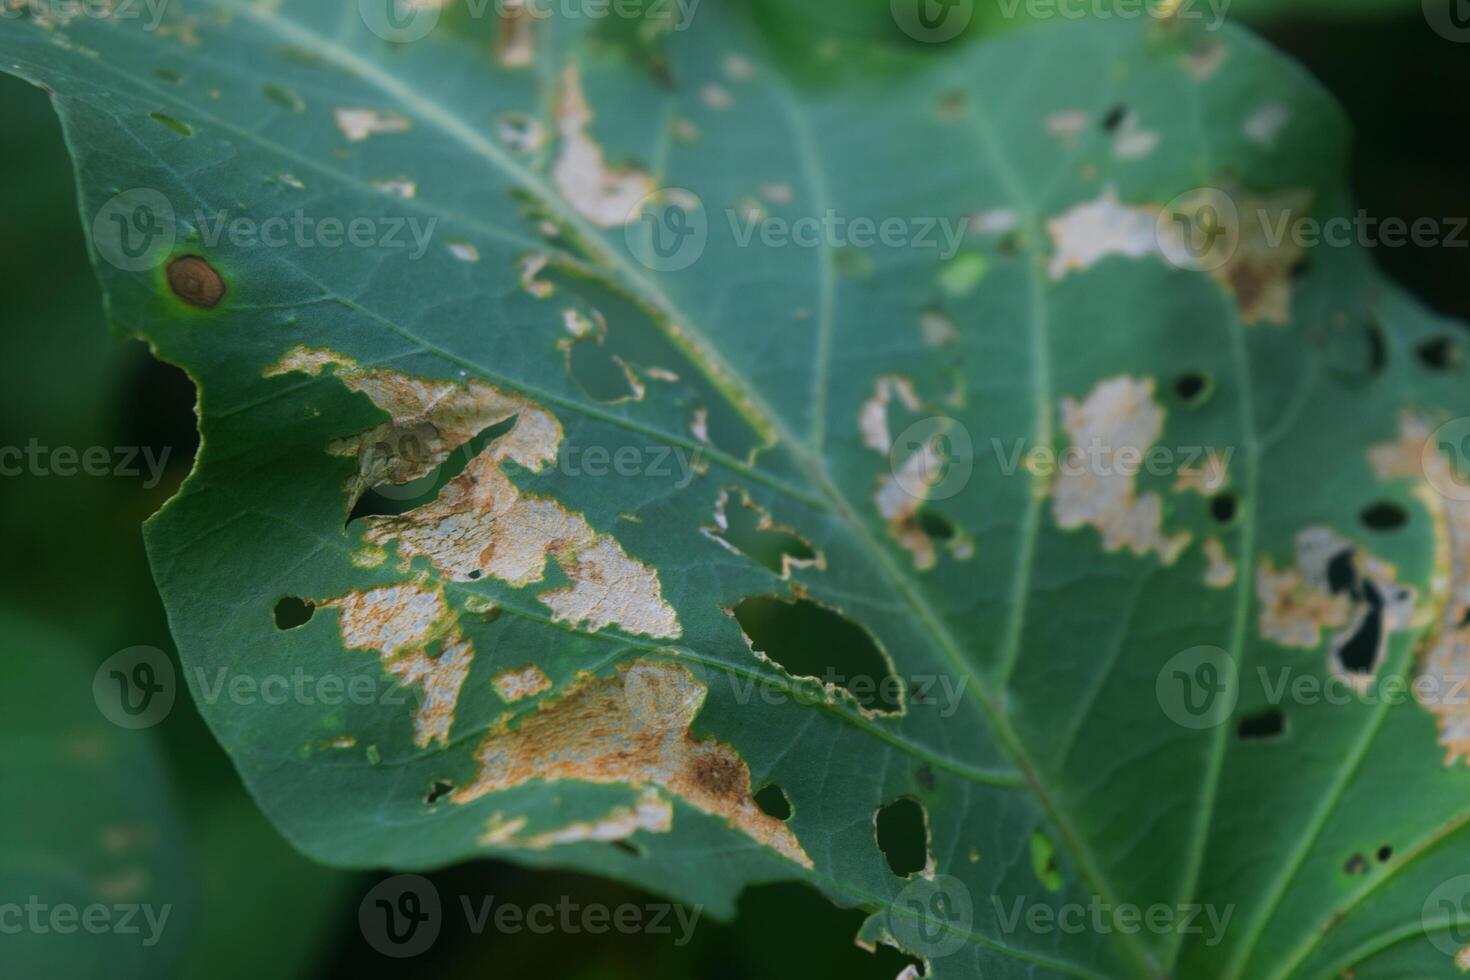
[{"left": 5, "top": 3, "right": 1470, "bottom": 977}]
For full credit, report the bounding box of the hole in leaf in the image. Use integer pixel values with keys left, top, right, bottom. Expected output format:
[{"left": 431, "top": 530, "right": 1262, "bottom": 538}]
[
  {"left": 609, "top": 839, "right": 642, "bottom": 857},
  {"left": 424, "top": 779, "right": 454, "bottom": 805},
  {"left": 707, "top": 490, "right": 820, "bottom": 578},
  {"left": 875, "top": 798, "right": 928, "bottom": 878},
  {"left": 567, "top": 338, "right": 641, "bottom": 402},
  {"left": 1210, "top": 493, "right": 1238, "bottom": 526},
  {"left": 1376, "top": 844, "right": 1393, "bottom": 862},
  {"left": 915, "top": 507, "right": 956, "bottom": 541},
  {"left": 1326, "top": 548, "right": 1359, "bottom": 595},
  {"left": 1237, "top": 708, "right": 1286, "bottom": 740},
  {"left": 346, "top": 416, "right": 517, "bottom": 523},
  {"left": 1030, "top": 831, "right": 1063, "bottom": 892},
  {"left": 1174, "top": 371, "right": 1213, "bottom": 406},
  {"left": 732, "top": 597, "right": 901, "bottom": 714},
  {"left": 273, "top": 596, "right": 314, "bottom": 630},
  {"left": 754, "top": 784, "right": 792, "bottom": 821},
  {"left": 1336, "top": 579, "right": 1384, "bottom": 675},
  {"left": 1416, "top": 335, "right": 1458, "bottom": 370},
  {"left": 1101, "top": 104, "right": 1127, "bottom": 132},
  {"left": 1360, "top": 501, "right": 1408, "bottom": 531}
]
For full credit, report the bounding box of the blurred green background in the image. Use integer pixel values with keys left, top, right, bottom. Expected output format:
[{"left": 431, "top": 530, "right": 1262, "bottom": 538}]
[{"left": 1, "top": 1, "right": 1465, "bottom": 977}]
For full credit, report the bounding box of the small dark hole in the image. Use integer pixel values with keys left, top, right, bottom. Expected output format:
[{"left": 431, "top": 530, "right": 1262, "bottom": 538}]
[
  {"left": 1237, "top": 708, "right": 1286, "bottom": 740},
  {"left": 915, "top": 508, "right": 956, "bottom": 541},
  {"left": 1326, "top": 549, "right": 1359, "bottom": 596},
  {"left": 1101, "top": 105, "right": 1127, "bottom": 132},
  {"left": 1344, "top": 853, "right": 1368, "bottom": 875},
  {"left": 424, "top": 779, "right": 453, "bottom": 805},
  {"left": 610, "top": 840, "right": 642, "bottom": 856},
  {"left": 467, "top": 569, "right": 483, "bottom": 580},
  {"left": 1174, "top": 371, "right": 1212, "bottom": 405},
  {"left": 1376, "top": 844, "right": 1393, "bottom": 863},
  {"left": 876, "top": 798, "right": 929, "bottom": 878},
  {"left": 1337, "top": 581, "right": 1384, "bottom": 675},
  {"left": 273, "top": 596, "right": 315, "bottom": 630},
  {"left": 754, "top": 784, "right": 792, "bottom": 821},
  {"left": 1210, "top": 493, "right": 1238, "bottom": 525},
  {"left": 1417, "top": 336, "right": 1457, "bottom": 370},
  {"left": 1360, "top": 501, "right": 1408, "bottom": 531}
]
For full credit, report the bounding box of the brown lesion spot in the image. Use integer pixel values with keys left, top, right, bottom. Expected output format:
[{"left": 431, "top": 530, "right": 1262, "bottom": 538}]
[{"left": 167, "top": 255, "right": 225, "bottom": 308}]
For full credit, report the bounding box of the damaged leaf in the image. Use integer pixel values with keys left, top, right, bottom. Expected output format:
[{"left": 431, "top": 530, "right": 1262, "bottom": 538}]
[{"left": 10, "top": 5, "right": 1470, "bottom": 979}]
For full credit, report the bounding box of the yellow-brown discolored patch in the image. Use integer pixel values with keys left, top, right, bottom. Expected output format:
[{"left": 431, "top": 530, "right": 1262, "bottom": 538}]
[
  {"left": 167, "top": 255, "right": 225, "bottom": 308},
  {"left": 453, "top": 660, "right": 812, "bottom": 867}
]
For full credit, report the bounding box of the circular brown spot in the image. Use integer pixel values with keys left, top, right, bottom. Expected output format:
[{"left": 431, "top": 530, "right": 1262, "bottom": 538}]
[{"left": 166, "top": 255, "right": 226, "bottom": 308}]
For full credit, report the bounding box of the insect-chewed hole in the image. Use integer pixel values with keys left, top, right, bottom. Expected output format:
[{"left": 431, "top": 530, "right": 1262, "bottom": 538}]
[
  {"left": 1416, "top": 335, "right": 1457, "bottom": 371},
  {"left": 1237, "top": 708, "right": 1286, "bottom": 740},
  {"left": 875, "top": 798, "right": 928, "bottom": 878},
  {"left": 754, "top": 784, "right": 793, "bottom": 821},
  {"left": 1360, "top": 500, "right": 1408, "bottom": 531},
  {"left": 1376, "top": 844, "right": 1393, "bottom": 863},
  {"left": 1210, "top": 493, "right": 1239, "bottom": 526},
  {"left": 732, "top": 597, "right": 901, "bottom": 714},
  {"left": 712, "top": 493, "right": 818, "bottom": 577},
  {"left": 915, "top": 507, "right": 956, "bottom": 541},
  {"left": 273, "top": 596, "right": 315, "bottom": 630},
  {"left": 567, "top": 340, "right": 640, "bottom": 403},
  {"left": 424, "top": 779, "right": 454, "bottom": 805},
  {"left": 347, "top": 416, "right": 517, "bottom": 524},
  {"left": 1101, "top": 104, "right": 1128, "bottom": 132},
  {"left": 1174, "top": 371, "right": 1213, "bottom": 407}
]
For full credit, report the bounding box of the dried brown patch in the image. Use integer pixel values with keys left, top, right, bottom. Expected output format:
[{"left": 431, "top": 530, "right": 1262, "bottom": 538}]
[
  {"left": 1053, "top": 376, "right": 1190, "bottom": 564},
  {"left": 454, "top": 660, "right": 812, "bottom": 867}
]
